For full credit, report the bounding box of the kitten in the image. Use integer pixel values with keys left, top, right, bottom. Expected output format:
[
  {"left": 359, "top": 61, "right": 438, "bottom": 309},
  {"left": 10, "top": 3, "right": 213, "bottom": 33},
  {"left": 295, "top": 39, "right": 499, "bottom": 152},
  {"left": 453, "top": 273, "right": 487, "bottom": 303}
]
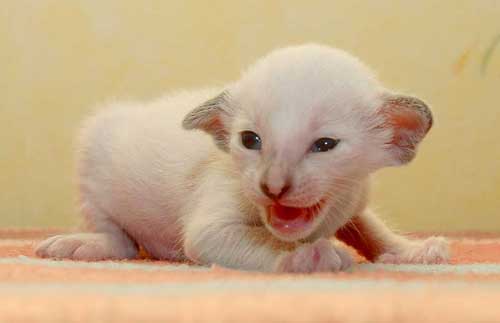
[{"left": 35, "top": 44, "right": 449, "bottom": 272}]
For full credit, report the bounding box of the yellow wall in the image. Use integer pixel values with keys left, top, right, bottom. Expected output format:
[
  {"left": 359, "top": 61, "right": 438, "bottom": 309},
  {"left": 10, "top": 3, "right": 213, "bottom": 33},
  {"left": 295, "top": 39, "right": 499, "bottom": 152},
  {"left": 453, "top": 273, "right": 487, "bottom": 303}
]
[{"left": 1, "top": 0, "right": 499, "bottom": 231}]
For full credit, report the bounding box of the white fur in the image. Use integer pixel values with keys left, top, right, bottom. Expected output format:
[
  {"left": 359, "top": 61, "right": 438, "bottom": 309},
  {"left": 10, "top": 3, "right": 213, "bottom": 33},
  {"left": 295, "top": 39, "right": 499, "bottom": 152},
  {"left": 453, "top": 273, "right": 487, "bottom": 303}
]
[{"left": 35, "top": 44, "right": 449, "bottom": 272}]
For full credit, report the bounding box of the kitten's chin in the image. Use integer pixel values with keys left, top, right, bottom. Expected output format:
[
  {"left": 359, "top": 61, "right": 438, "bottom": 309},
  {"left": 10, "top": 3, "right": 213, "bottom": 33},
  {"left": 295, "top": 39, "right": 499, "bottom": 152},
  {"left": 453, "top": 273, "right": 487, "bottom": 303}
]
[{"left": 263, "top": 201, "right": 326, "bottom": 242}]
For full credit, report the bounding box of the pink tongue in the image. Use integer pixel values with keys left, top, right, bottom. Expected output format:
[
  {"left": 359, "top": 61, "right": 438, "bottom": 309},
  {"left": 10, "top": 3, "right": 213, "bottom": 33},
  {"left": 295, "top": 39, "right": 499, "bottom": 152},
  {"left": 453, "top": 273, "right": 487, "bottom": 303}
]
[{"left": 268, "top": 204, "right": 312, "bottom": 233}]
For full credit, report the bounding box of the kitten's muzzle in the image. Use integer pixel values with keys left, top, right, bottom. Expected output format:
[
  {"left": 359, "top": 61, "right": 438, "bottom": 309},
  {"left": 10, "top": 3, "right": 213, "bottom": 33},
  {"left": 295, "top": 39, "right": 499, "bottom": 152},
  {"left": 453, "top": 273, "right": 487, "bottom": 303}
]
[{"left": 265, "top": 200, "right": 325, "bottom": 240}]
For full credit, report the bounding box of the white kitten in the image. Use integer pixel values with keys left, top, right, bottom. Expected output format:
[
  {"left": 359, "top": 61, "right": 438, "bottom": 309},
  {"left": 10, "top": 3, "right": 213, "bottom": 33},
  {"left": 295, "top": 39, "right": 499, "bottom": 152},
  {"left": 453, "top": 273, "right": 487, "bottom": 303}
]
[{"left": 35, "top": 44, "right": 449, "bottom": 272}]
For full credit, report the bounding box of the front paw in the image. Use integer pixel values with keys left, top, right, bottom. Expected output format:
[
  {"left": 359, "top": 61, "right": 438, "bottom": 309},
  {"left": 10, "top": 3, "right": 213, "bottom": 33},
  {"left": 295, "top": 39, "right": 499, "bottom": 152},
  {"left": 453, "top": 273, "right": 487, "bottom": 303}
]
[
  {"left": 35, "top": 233, "right": 137, "bottom": 261},
  {"left": 275, "top": 238, "right": 352, "bottom": 273},
  {"left": 377, "top": 236, "right": 449, "bottom": 264}
]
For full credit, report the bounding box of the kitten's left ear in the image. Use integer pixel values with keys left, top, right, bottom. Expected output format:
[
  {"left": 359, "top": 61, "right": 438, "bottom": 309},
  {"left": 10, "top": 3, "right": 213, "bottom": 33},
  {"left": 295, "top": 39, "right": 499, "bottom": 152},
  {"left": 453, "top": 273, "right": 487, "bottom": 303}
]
[
  {"left": 377, "top": 94, "right": 433, "bottom": 165},
  {"left": 182, "top": 91, "right": 233, "bottom": 151}
]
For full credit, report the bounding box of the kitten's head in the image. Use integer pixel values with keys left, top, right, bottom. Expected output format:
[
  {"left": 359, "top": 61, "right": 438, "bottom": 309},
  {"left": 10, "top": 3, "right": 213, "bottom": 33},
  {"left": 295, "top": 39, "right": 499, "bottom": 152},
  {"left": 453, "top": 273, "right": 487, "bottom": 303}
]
[{"left": 183, "top": 44, "right": 433, "bottom": 242}]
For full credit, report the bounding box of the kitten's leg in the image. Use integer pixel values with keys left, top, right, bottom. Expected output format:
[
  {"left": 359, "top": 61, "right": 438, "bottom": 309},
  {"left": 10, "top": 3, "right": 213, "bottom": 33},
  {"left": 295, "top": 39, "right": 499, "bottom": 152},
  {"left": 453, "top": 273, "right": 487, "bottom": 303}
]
[
  {"left": 183, "top": 179, "right": 352, "bottom": 272},
  {"left": 335, "top": 208, "right": 449, "bottom": 264},
  {"left": 35, "top": 203, "right": 138, "bottom": 261},
  {"left": 275, "top": 238, "right": 352, "bottom": 273},
  {"left": 184, "top": 215, "right": 352, "bottom": 272}
]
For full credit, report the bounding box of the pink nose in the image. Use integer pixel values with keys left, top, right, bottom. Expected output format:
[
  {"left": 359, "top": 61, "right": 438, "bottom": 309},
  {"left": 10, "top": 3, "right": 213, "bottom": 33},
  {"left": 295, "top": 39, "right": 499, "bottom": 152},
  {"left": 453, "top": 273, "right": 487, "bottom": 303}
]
[{"left": 260, "top": 182, "right": 291, "bottom": 200}]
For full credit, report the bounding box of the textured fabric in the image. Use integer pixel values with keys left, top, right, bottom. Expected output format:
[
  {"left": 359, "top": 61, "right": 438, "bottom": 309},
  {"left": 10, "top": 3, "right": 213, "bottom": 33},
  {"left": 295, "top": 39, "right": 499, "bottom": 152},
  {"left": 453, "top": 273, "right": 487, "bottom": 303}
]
[{"left": 1, "top": 229, "right": 500, "bottom": 322}]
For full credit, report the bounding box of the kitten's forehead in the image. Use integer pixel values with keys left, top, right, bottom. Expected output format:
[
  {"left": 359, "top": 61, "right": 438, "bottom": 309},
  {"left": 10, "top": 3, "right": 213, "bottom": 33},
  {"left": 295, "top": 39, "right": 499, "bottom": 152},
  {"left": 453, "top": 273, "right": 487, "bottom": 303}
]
[
  {"left": 230, "top": 44, "right": 385, "bottom": 158},
  {"left": 233, "top": 44, "right": 382, "bottom": 122}
]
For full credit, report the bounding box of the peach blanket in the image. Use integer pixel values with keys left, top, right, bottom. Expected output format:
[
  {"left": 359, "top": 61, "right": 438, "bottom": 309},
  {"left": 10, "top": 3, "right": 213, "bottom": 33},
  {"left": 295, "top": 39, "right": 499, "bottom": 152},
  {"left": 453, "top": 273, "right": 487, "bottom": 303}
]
[{"left": 2, "top": 229, "right": 500, "bottom": 322}]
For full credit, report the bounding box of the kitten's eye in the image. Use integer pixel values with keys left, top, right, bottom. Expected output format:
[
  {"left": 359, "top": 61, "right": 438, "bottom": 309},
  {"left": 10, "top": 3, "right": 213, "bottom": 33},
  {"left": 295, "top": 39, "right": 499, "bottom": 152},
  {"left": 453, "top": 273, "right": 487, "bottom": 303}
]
[
  {"left": 311, "top": 137, "right": 339, "bottom": 153},
  {"left": 241, "top": 131, "right": 262, "bottom": 150}
]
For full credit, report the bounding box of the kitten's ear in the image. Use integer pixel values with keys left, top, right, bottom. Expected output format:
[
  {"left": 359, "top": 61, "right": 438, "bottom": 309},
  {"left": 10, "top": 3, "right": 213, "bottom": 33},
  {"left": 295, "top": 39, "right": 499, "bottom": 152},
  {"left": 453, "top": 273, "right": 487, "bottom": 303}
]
[
  {"left": 378, "top": 94, "right": 433, "bottom": 165},
  {"left": 182, "top": 91, "right": 233, "bottom": 151}
]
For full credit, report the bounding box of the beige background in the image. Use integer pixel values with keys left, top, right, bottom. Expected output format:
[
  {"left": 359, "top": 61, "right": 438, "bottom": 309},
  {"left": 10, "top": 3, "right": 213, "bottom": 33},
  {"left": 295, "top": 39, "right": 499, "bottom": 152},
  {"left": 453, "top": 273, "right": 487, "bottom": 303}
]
[{"left": 1, "top": 0, "right": 499, "bottom": 231}]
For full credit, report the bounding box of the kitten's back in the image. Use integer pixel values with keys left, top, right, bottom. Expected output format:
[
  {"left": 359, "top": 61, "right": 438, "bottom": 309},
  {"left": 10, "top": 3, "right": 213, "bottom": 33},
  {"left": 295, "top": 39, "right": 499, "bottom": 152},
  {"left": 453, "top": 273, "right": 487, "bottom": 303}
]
[{"left": 77, "top": 88, "right": 221, "bottom": 222}]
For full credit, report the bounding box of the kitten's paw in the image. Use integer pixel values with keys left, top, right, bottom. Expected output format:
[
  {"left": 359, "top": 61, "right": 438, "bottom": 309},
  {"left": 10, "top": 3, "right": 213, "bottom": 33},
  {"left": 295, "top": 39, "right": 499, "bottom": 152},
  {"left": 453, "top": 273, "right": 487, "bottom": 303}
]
[
  {"left": 35, "top": 233, "right": 137, "bottom": 261},
  {"left": 377, "top": 236, "right": 449, "bottom": 264},
  {"left": 275, "top": 238, "right": 352, "bottom": 273}
]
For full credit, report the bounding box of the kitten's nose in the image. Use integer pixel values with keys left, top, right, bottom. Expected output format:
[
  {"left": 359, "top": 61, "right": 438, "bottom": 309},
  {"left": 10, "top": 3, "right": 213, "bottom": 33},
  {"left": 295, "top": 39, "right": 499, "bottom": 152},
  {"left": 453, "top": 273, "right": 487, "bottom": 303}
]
[{"left": 260, "top": 181, "right": 291, "bottom": 201}]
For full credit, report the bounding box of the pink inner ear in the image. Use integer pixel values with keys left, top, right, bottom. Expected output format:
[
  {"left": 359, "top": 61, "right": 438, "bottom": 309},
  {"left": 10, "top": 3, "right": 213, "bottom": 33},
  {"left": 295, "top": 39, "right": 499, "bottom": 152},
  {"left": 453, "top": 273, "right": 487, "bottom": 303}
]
[
  {"left": 380, "top": 97, "right": 432, "bottom": 148},
  {"left": 386, "top": 109, "right": 427, "bottom": 147},
  {"left": 205, "top": 116, "right": 223, "bottom": 132},
  {"left": 204, "top": 116, "right": 229, "bottom": 146},
  {"left": 376, "top": 95, "right": 432, "bottom": 164},
  {"left": 390, "top": 110, "right": 425, "bottom": 132}
]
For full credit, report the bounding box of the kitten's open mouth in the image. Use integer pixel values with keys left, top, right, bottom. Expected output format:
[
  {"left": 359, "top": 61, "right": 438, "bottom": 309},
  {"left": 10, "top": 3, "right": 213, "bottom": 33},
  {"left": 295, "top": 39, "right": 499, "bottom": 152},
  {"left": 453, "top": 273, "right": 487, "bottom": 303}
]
[{"left": 267, "top": 201, "right": 325, "bottom": 235}]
